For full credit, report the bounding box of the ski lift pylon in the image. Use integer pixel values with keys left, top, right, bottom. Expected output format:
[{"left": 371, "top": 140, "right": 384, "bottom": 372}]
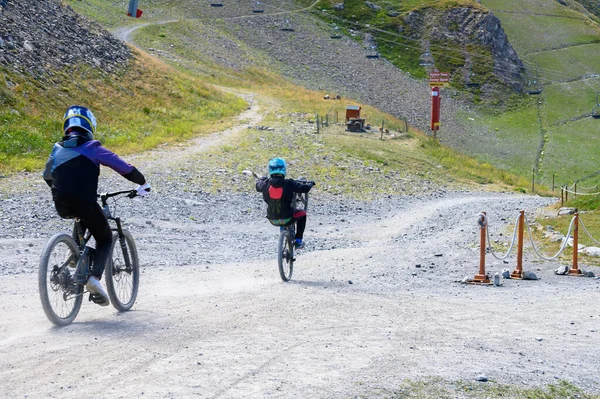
[{"left": 127, "top": 0, "right": 142, "bottom": 17}]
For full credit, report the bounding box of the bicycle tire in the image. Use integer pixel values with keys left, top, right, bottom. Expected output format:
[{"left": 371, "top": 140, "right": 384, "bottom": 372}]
[
  {"left": 38, "top": 233, "right": 83, "bottom": 326},
  {"left": 105, "top": 229, "right": 139, "bottom": 311},
  {"left": 278, "top": 229, "right": 294, "bottom": 281}
]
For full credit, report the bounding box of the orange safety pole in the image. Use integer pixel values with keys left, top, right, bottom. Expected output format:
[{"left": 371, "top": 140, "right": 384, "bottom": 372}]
[
  {"left": 511, "top": 210, "right": 525, "bottom": 279},
  {"left": 568, "top": 211, "right": 583, "bottom": 275},
  {"left": 473, "top": 212, "right": 491, "bottom": 283}
]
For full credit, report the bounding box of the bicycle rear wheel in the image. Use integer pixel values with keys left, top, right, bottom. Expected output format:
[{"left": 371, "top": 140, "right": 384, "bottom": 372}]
[
  {"left": 105, "top": 230, "right": 139, "bottom": 311},
  {"left": 38, "top": 233, "right": 83, "bottom": 326},
  {"left": 278, "top": 230, "right": 294, "bottom": 281}
]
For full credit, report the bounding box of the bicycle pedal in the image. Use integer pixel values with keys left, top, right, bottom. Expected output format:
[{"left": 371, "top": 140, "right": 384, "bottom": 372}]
[{"left": 88, "top": 293, "right": 107, "bottom": 305}]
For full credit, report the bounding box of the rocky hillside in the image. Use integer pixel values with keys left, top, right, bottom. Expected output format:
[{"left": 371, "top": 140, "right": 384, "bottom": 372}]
[
  {"left": 0, "top": 0, "right": 131, "bottom": 78},
  {"left": 402, "top": 6, "right": 524, "bottom": 91},
  {"left": 575, "top": 0, "right": 600, "bottom": 19}
]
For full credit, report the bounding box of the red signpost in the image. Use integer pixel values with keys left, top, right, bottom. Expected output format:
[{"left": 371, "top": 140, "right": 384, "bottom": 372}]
[
  {"left": 430, "top": 86, "right": 440, "bottom": 139},
  {"left": 428, "top": 69, "right": 450, "bottom": 140},
  {"left": 127, "top": 0, "right": 143, "bottom": 18}
]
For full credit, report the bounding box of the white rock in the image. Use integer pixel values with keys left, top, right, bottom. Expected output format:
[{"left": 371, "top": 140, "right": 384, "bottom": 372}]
[{"left": 582, "top": 246, "right": 600, "bottom": 257}]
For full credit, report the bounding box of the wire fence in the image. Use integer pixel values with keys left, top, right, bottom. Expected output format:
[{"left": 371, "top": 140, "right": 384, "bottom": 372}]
[
  {"left": 482, "top": 211, "right": 597, "bottom": 263},
  {"left": 313, "top": 110, "right": 409, "bottom": 135}
]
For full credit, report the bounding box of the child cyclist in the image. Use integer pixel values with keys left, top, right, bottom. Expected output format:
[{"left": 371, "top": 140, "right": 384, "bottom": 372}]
[
  {"left": 43, "top": 106, "right": 151, "bottom": 306},
  {"left": 256, "top": 157, "right": 315, "bottom": 249}
]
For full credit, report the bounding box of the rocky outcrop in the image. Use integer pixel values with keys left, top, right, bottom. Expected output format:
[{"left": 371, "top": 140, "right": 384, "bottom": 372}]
[
  {"left": 404, "top": 7, "right": 525, "bottom": 90},
  {"left": 0, "top": 0, "right": 131, "bottom": 77}
]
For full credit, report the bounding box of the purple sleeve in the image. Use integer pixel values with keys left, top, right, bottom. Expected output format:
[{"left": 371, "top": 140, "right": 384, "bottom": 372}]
[{"left": 82, "top": 141, "right": 134, "bottom": 175}]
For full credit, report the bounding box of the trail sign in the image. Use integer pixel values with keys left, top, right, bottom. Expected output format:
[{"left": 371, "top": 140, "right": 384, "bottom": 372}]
[{"left": 429, "top": 70, "right": 450, "bottom": 87}]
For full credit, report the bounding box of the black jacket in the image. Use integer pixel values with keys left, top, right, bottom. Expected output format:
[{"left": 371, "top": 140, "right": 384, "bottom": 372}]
[
  {"left": 256, "top": 176, "right": 313, "bottom": 219},
  {"left": 43, "top": 135, "right": 145, "bottom": 204}
]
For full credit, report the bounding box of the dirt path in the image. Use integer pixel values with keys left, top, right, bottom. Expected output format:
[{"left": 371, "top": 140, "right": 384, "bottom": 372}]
[{"left": 2, "top": 176, "right": 600, "bottom": 398}]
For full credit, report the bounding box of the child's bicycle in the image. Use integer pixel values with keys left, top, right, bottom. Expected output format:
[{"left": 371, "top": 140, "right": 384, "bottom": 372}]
[
  {"left": 274, "top": 189, "right": 309, "bottom": 282},
  {"left": 38, "top": 189, "right": 143, "bottom": 326},
  {"left": 254, "top": 172, "right": 309, "bottom": 282}
]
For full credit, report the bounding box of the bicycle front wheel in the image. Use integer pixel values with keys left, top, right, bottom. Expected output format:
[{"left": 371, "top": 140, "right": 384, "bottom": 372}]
[
  {"left": 278, "top": 230, "right": 294, "bottom": 282},
  {"left": 105, "top": 230, "right": 139, "bottom": 311},
  {"left": 38, "top": 233, "right": 83, "bottom": 326}
]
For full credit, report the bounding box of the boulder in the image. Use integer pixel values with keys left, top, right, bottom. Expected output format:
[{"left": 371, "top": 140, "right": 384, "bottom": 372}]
[
  {"left": 558, "top": 207, "right": 577, "bottom": 216},
  {"left": 555, "top": 265, "right": 569, "bottom": 275},
  {"left": 365, "top": 2, "right": 382, "bottom": 10},
  {"left": 582, "top": 246, "right": 600, "bottom": 257},
  {"left": 522, "top": 271, "right": 538, "bottom": 280}
]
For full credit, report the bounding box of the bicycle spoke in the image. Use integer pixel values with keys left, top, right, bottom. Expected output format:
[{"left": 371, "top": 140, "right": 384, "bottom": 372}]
[{"left": 105, "top": 230, "right": 139, "bottom": 311}]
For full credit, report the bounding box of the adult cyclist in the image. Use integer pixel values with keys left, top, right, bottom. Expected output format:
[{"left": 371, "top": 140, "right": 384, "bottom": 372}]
[
  {"left": 43, "top": 106, "right": 151, "bottom": 306},
  {"left": 256, "top": 157, "right": 315, "bottom": 249}
]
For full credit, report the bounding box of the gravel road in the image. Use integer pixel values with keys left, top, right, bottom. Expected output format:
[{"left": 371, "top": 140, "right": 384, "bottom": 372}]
[{"left": 1, "top": 101, "right": 600, "bottom": 398}]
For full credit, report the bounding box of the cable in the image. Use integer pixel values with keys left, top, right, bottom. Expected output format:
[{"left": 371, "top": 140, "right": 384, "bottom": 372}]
[
  {"left": 580, "top": 217, "right": 600, "bottom": 246},
  {"left": 524, "top": 215, "right": 575, "bottom": 260},
  {"left": 484, "top": 213, "right": 520, "bottom": 261}
]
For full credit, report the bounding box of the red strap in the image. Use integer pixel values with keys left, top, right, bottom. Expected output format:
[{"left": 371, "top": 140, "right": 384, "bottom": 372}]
[
  {"left": 268, "top": 186, "right": 283, "bottom": 200},
  {"left": 293, "top": 210, "right": 306, "bottom": 218}
]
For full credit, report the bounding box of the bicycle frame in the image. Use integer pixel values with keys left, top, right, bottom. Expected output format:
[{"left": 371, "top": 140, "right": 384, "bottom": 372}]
[
  {"left": 101, "top": 190, "right": 134, "bottom": 275},
  {"left": 67, "top": 190, "right": 136, "bottom": 296}
]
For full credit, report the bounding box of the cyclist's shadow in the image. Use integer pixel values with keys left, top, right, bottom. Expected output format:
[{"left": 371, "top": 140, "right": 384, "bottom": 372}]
[
  {"left": 285, "top": 279, "right": 349, "bottom": 289},
  {"left": 47, "top": 309, "right": 154, "bottom": 332}
]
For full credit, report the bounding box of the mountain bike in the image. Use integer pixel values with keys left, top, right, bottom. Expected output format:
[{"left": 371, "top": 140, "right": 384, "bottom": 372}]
[
  {"left": 274, "top": 189, "right": 308, "bottom": 282},
  {"left": 253, "top": 172, "right": 313, "bottom": 282},
  {"left": 39, "top": 189, "right": 142, "bottom": 326}
]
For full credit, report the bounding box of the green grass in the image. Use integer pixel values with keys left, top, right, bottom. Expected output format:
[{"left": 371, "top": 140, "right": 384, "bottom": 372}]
[
  {"left": 534, "top": 194, "right": 600, "bottom": 267},
  {"left": 530, "top": 43, "right": 600, "bottom": 82},
  {"left": 544, "top": 77, "right": 600, "bottom": 125},
  {"left": 0, "top": 54, "right": 246, "bottom": 172},
  {"left": 481, "top": 0, "right": 586, "bottom": 16},
  {"left": 479, "top": 102, "right": 541, "bottom": 175},
  {"left": 493, "top": 14, "right": 599, "bottom": 54},
  {"left": 64, "top": 0, "right": 187, "bottom": 28},
  {"left": 183, "top": 80, "right": 531, "bottom": 198},
  {"left": 367, "top": 378, "right": 600, "bottom": 398},
  {"left": 543, "top": 117, "right": 600, "bottom": 185},
  {"left": 64, "top": 0, "right": 141, "bottom": 28},
  {"left": 480, "top": 0, "right": 600, "bottom": 186}
]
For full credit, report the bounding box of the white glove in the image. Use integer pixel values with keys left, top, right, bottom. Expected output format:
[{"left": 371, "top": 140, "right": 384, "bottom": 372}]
[{"left": 136, "top": 182, "right": 151, "bottom": 197}]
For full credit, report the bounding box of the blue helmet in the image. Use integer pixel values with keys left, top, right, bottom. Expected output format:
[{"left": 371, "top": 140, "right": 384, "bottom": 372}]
[
  {"left": 63, "top": 106, "right": 97, "bottom": 140},
  {"left": 268, "top": 157, "right": 287, "bottom": 177}
]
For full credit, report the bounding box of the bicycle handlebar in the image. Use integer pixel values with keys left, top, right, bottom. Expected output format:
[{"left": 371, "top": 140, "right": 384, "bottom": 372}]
[{"left": 99, "top": 189, "right": 138, "bottom": 206}]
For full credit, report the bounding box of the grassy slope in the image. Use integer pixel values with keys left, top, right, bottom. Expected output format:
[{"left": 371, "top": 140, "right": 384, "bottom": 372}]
[
  {"left": 479, "top": 0, "right": 600, "bottom": 188},
  {"left": 130, "top": 17, "right": 534, "bottom": 196},
  {"left": 0, "top": 0, "right": 531, "bottom": 195},
  {"left": 0, "top": 52, "right": 246, "bottom": 172}
]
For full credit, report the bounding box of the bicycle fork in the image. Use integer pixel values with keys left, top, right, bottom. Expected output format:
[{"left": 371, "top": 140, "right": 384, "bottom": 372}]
[{"left": 112, "top": 218, "right": 133, "bottom": 274}]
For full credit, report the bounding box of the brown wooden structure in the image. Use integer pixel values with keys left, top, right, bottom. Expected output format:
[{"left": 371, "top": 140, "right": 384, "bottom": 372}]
[{"left": 345, "top": 105, "right": 365, "bottom": 132}]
